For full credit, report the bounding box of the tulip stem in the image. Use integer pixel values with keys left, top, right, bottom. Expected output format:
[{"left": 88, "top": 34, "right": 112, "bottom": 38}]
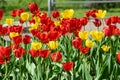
[
  {"left": 84, "top": 26, "right": 85, "bottom": 31},
  {"left": 67, "top": 72, "right": 71, "bottom": 80},
  {"left": 3, "top": 62, "right": 8, "bottom": 80}
]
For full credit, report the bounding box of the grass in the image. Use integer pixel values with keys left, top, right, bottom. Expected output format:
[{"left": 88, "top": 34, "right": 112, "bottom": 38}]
[{"left": 0, "top": 0, "right": 120, "bottom": 23}]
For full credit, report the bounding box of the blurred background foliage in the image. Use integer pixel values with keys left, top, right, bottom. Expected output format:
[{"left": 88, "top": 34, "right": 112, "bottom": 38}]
[{"left": 0, "top": 0, "right": 120, "bottom": 21}]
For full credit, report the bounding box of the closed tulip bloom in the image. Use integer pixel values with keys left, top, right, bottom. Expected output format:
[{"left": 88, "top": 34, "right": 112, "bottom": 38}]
[
  {"left": 52, "top": 10, "right": 60, "bottom": 18},
  {"left": 93, "top": 19, "right": 101, "bottom": 27},
  {"left": 9, "top": 32, "right": 19, "bottom": 38},
  {"left": 101, "top": 45, "right": 110, "bottom": 52},
  {"left": 5, "top": 18, "right": 14, "bottom": 26},
  {"left": 20, "top": 12, "right": 29, "bottom": 21},
  {"left": 85, "top": 39, "right": 94, "bottom": 48},
  {"left": 116, "top": 52, "right": 120, "bottom": 64},
  {"left": 61, "top": 9, "right": 74, "bottom": 18},
  {"left": 31, "top": 42, "right": 42, "bottom": 50},
  {"left": 72, "top": 37, "right": 82, "bottom": 49},
  {"left": 13, "top": 47, "right": 26, "bottom": 58},
  {"left": 0, "top": 46, "right": 11, "bottom": 64},
  {"left": 29, "top": 49, "right": 39, "bottom": 57},
  {"left": 96, "top": 10, "right": 106, "bottom": 19},
  {"left": 90, "top": 30, "right": 104, "bottom": 41},
  {"left": 39, "top": 49, "right": 50, "bottom": 59},
  {"left": 12, "top": 35, "right": 22, "bottom": 45},
  {"left": 78, "top": 31, "right": 88, "bottom": 40},
  {"left": 50, "top": 52, "right": 62, "bottom": 62},
  {"left": 47, "top": 41, "right": 58, "bottom": 50},
  {"left": 23, "top": 35, "right": 31, "bottom": 44},
  {"left": 28, "top": 3, "right": 39, "bottom": 14},
  {"left": 79, "top": 46, "right": 90, "bottom": 54},
  {"left": 62, "top": 61, "right": 74, "bottom": 71}
]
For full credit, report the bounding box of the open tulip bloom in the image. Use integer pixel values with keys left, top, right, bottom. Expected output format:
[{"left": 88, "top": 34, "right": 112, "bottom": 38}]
[{"left": 0, "top": 3, "right": 120, "bottom": 80}]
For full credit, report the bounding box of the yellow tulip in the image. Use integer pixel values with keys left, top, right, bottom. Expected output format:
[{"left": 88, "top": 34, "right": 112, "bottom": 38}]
[
  {"left": 9, "top": 32, "right": 19, "bottom": 38},
  {"left": 78, "top": 31, "right": 88, "bottom": 40},
  {"left": 31, "top": 42, "right": 42, "bottom": 50},
  {"left": 29, "top": 23, "right": 38, "bottom": 31},
  {"left": 101, "top": 45, "right": 110, "bottom": 52},
  {"left": 90, "top": 30, "right": 104, "bottom": 41},
  {"left": 20, "top": 12, "right": 29, "bottom": 21},
  {"left": 85, "top": 39, "right": 94, "bottom": 48},
  {"left": 47, "top": 41, "right": 58, "bottom": 50},
  {"left": 61, "top": 9, "right": 74, "bottom": 18},
  {"left": 54, "top": 21, "right": 60, "bottom": 26},
  {"left": 96, "top": 10, "right": 106, "bottom": 19},
  {"left": 33, "top": 16, "right": 40, "bottom": 23},
  {"left": 5, "top": 18, "right": 14, "bottom": 26}
]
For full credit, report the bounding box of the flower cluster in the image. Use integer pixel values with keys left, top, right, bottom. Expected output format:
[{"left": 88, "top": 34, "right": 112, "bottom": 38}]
[{"left": 0, "top": 3, "right": 120, "bottom": 80}]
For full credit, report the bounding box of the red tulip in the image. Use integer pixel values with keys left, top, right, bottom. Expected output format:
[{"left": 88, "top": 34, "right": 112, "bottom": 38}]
[
  {"left": 103, "top": 25, "right": 117, "bottom": 37},
  {"left": 116, "top": 52, "right": 120, "bottom": 64},
  {"left": 0, "top": 46, "right": 11, "bottom": 64},
  {"left": 40, "top": 12, "right": 47, "bottom": 19},
  {"left": 9, "top": 25, "right": 23, "bottom": 34},
  {"left": 50, "top": 52, "right": 62, "bottom": 62},
  {"left": 1, "top": 26, "right": 9, "bottom": 35},
  {"left": 48, "top": 30, "right": 61, "bottom": 41},
  {"left": 28, "top": 3, "right": 39, "bottom": 14},
  {"left": 10, "top": 43, "right": 19, "bottom": 50},
  {"left": 29, "top": 49, "right": 39, "bottom": 57},
  {"left": 72, "top": 37, "right": 82, "bottom": 49},
  {"left": 0, "top": 9, "right": 3, "bottom": 20},
  {"left": 23, "top": 35, "right": 31, "bottom": 44},
  {"left": 86, "top": 10, "right": 98, "bottom": 18},
  {"left": 90, "top": 10, "right": 98, "bottom": 18},
  {"left": 36, "top": 32, "right": 49, "bottom": 43},
  {"left": 30, "top": 29, "right": 39, "bottom": 36},
  {"left": 11, "top": 9, "right": 18, "bottom": 17},
  {"left": 52, "top": 11, "right": 60, "bottom": 18},
  {"left": 114, "top": 28, "right": 120, "bottom": 36},
  {"left": 86, "top": 11, "right": 91, "bottom": 18},
  {"left": 118, "top": 17, "right": 120, "bottom": 24},
  {"left": 80, "top": 17, "right": 88, "bottom": 26},
  {"left": 110, "top": 16, "right": 118, "bottom": 24},
  {"left": 93, "top": 19, "right": 101, "bottom": 27},
  {"left": 13, "top": 47, "right": 26, "bottom": 58},
  {"left": 29, "top": 19, "right": 35, "bottom": 24},
  {"left": 79, "top": 46, "right": 90, "bottom": 54},
  {"left": 19, "top": 19, "right": 25, "bottom": 24},
  {"left": 17, "top": 8, "right": 24, "bottom": 16},
  {"left": 105, "top": 18, "right": 111, "bottom": 26},
  {"left": 62, "top": 61, "right": 74, "bottom": 71},
  {"left": 12, "top": 35, "right": 22, "bottom": 44},
  {"left": 39, "top": 49, "right": 50, "bottom": 59},
  {"left": 41, "top": 24, "right": 50, "bottom": 32}
]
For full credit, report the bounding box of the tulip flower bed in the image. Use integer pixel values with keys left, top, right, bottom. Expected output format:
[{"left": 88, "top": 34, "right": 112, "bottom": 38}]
[{"left": 1, "top": 2, "right": 120, "bottom": 80}]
